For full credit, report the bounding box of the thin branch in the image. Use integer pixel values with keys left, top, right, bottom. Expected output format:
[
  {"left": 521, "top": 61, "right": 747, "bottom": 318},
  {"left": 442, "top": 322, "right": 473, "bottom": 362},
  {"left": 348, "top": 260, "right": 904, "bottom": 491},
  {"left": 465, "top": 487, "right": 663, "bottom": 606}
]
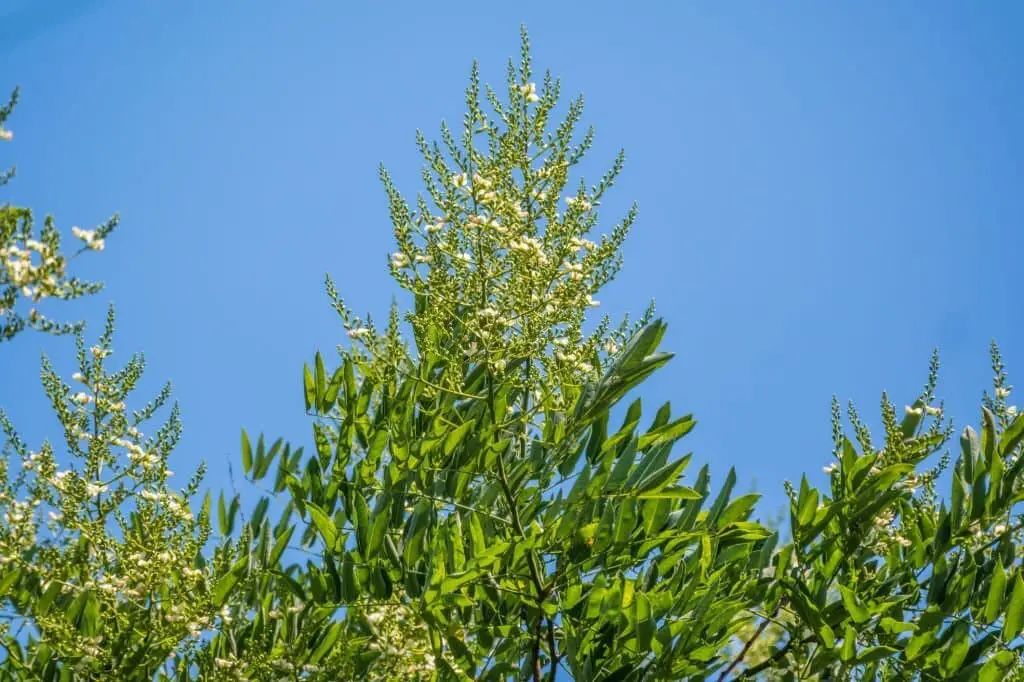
[{"left": 717, "top": 614, "right": 774, "bottom": 681}]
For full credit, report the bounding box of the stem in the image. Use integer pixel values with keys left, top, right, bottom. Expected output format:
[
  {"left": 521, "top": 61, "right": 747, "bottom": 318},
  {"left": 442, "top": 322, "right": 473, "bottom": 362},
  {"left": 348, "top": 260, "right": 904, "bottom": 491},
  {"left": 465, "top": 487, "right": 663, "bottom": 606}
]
[
  {"left": 717, "top": 614, "right": 774, "bottom": 681},
  {"left": 547, "top": 615, "right": 559, "bottom": 681},
  {"left": 735, "top": 635, "right": 811, "bottom": 680},
  {"left": 532, "top": 616, "right": 543, "bottom": 682}
]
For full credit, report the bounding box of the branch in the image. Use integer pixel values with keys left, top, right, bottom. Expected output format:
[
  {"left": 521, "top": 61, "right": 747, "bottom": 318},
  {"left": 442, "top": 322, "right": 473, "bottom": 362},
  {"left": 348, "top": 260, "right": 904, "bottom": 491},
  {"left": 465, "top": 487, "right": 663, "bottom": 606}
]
[
  {"left": 532, "top": 616, "right": 543, "bottom": 682},
  {"left": 717, "top": 615, "right": 774, "bottom": 681},
  {"left": 547, "top": 615, "right": 559, "bottom": 681},
  {"left": 735, "top": 634, "right": 815, "bottom": 680}
]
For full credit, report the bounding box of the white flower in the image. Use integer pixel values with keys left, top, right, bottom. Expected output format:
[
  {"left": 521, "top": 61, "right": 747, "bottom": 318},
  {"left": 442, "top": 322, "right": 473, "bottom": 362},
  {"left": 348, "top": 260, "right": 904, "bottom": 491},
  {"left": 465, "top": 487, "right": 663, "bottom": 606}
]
[
  {"left": 426, "top": 220, "right": 445, "bottom": 233},
  {"left": 822, "top": 462, "right": 838, "bottom": 475},
  {"left": 585, "top": 295, "right": 600, "bottom": 308},
  {"left": 71, "top": 226, "right": 95, "bottom": 241},
  {"left": 414, "top": 254, "right": 432, "bottom": 264},
  {"left": 0, "top": 128, "right": 12, "bottom": 141},
  {"left": 451, "top": 172, "right": 468, "bottom": 188},
  {"left": 924, "top": 405, "right": 942, "bottom": 416},
  {"left": 521, "top": 82, "right": 540, "bottom": 103},
  {"left": 72, "top": 372, "right": 87, "bottom": 383},
  {"left": 347, "top": 327, "right": 370, "bottom": 339},
  {"left": 603, "top": 340, "right": 619, "bottom": 354},
  {"left": 996, "top": 386, "right": 1012, "bottom": 399},
  {"left": 391, "top": 252, "right": 411, "bottom": 268},
  {"left": 1008, "top": 405, "right": 1019, "bottom": 417},
  {"left": 85, "top": 482, "right": 106, "bottom": 497},
  {"left": 73, "top": 392, "right": 93, "bottom": 405},
  {"left": 904, "top": 405, "right": 923, "bottom": 416},
  {"left": 994, "top": 524, "right": 1008, "bottom": 535}
]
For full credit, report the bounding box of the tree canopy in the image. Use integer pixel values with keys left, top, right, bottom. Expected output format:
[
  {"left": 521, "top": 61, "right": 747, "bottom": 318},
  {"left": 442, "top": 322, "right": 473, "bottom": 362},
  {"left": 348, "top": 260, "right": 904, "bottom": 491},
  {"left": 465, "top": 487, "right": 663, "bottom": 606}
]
[{"left": 2, "top": 27, "right": 1024, "bottom": 682}]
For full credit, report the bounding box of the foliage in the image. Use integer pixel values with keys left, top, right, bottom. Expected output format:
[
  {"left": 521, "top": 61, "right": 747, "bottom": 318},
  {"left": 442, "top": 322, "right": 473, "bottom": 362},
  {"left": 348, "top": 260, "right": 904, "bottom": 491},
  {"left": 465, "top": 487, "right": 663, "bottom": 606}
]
[
  {"left": 0, "top": 307, "right": 229, "bottom": 680},
  {"left": 0, "top": 88, "right": 118, "bottom": 342},
  {"left": 4, "top": 27, "right": 1024, "bottom": 682}
]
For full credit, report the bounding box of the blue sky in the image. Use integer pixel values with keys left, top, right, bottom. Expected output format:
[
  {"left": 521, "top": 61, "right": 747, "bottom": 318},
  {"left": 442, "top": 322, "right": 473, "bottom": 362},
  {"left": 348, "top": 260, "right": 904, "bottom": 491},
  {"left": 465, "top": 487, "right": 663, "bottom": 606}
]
[{"left": 2, "top": 1, "right": 1022, "bottom": 518}]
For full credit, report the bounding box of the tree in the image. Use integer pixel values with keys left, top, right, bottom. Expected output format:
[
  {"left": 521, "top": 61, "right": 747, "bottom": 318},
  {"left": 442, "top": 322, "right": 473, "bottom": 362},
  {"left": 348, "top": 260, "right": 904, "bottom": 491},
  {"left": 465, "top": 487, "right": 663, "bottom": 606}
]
[
  {"left": 255, "top": 27, "right": 773, "bottom": 680},
  {"left": 230, "top": 28, "right": 1024, "bottom": 681},
  {"left": 0, "top": 88, "right": 118, "bottom": 343},
  {"left": 5, "top": 27, "right": 1024, "bottom": 682}
]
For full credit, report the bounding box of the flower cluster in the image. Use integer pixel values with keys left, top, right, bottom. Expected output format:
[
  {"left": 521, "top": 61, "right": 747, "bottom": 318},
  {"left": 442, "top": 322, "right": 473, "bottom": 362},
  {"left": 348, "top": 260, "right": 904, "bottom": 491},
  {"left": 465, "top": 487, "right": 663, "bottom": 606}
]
[
  {"left": 0, "top": 308, "right": 215, "bottom": 678},
  {"left": 0, "top": 90, "right": 117, "bottom": 341},
  {"left": 327, "top": 48, "right": 654, "bottom": 427}
]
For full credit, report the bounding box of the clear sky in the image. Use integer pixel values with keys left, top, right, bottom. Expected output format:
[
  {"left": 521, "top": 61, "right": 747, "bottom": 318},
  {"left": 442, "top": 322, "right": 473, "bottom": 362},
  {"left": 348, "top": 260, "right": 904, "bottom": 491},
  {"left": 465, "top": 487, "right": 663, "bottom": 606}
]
[{"left": 2, "top": 1, "right": 1022, "bottom": 517}]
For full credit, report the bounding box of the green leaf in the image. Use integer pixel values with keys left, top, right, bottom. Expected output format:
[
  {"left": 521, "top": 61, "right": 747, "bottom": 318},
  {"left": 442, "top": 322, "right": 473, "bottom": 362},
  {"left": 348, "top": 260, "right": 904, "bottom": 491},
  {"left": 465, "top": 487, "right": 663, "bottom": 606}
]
[
  {"left": 1000, "top": 414, "right": 1024, "bottom": 458},
  {"left": 716, "top": 493, "right": 760, "bottom": 527},
  {"left": 217, "top": 494, "right": 228, "bottom": 536},
  {"left": 985, "top": 557, "right": 1007, "bottom": 625},
  {"left": 635, "top": 486, "right": 701, "bottom": 500},
  {"left": 979, "top": 651, "right": 1017, "bottom": 682},
  {"left": 275, "top": 570, "right": 306, "bottom": 601},
  {"left": 982, "top": 407, "right": 997, "bottom": 467},
  {"left": 879, "top": 617, "right": 916, "bottom": 635},
  {"left": 367, "top": 508, "right": 388, "bottom": 560},
  {"left": 324, "top": 366, "right": 345, "bottom": 411},
  {"left": 706, "top": 467, "right": 737, "bottom": 528},
  {"left": 635, "top": 593, "right": 654, "bottom": 652},
  {"left": 941, "top": 621, "right": 971, "bottom": 676},
  {"left": 1002, "top": 572, "right": 1024, "bottom": 641},
  {"left": 314, "top": 351, "right": 327, "bottom": 412},
  {"left": 817, "top": 623, "right": 835, "bottom": 649},
  {"left": 961, "top": 426, "right": 980, "bottom": 484},
  {"left": 303, "top": 364, "right": 315, "bottom": 412},
  {"left": 307, "top": 503, "right": 339, "bottom": 551},
  {"left": 841, "top": 624, "right": 856, "bottom": 663},
  {"left": 0, "top": 568, "right": 19, "bottom": 598},
  {"left": 856, "top": 646, "right": 899, "bottom": 665},
  {"left": 637, "top": 415, "right": 695, "bottom": 451},
  {"left": 36, "top": 580, "right": 62, "bottom": 615},
  {"left": 268, "top": 525, "right": 294, "bottom": 567},
  {"left": 838, "top": 585, "right": 870, "bottom": 624},
  {"left": 309, "top": 623, "right": 343, "bottom": 664},
  {"left": 605, "top": 437, "right": 639, "bottom": 492},
  {"left": 444, "top": 419, "right": 476, "bottom": 456},
  {"left": 241, "top": 430, "right": 253, "bottom": 474},
  {"left": 634, "top": 456, "right": 690, "bottom": 496},
  {"left": 213, "top": 556, "right": 247, "bottom": 606},
  {"left": 440, "top": 569, "right": 482, "bottom": 596}
]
